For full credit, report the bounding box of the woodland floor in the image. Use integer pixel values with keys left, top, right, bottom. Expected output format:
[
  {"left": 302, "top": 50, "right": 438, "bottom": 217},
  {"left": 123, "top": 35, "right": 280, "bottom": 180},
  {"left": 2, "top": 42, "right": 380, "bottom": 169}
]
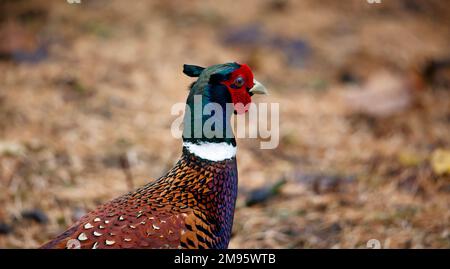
[{"left": 0, "top": 0, "right": 449, "bottom": 248}]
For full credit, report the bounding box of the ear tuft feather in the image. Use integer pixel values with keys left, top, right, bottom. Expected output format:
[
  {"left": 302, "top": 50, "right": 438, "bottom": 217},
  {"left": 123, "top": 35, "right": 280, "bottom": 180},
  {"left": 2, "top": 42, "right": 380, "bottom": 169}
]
[{"left": 183, "top": 64, "right": 205, "bottom": 77}]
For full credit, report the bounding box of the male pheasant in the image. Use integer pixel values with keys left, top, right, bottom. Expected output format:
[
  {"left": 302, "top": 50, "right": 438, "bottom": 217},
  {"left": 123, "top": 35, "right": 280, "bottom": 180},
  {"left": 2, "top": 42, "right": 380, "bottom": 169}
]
[{"left": 40, "top": 62, "right": 267, "bottom": 249}]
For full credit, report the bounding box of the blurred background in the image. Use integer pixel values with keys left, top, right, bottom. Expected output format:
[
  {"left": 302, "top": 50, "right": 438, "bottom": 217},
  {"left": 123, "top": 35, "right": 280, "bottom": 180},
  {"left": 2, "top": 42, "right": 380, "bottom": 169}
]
[{"left": 0, "top": 0, "right": 449, "bottom": 248}]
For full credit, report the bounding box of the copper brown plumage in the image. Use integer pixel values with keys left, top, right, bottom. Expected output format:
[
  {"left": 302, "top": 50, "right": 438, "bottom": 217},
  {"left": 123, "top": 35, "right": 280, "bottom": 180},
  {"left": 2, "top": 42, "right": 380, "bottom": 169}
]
[
  {"left": 40, "top": 62, "right": 267, "bottom": 249},
  {"left": 41, "top": 148, "right": 237, "bottom": 249}
]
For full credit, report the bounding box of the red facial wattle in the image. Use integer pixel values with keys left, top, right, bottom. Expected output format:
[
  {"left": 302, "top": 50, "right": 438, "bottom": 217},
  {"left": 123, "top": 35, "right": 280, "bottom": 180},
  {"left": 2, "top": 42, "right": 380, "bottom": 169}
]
[{"left": 223, "top": 64, "right": 255, "bottom": 115}]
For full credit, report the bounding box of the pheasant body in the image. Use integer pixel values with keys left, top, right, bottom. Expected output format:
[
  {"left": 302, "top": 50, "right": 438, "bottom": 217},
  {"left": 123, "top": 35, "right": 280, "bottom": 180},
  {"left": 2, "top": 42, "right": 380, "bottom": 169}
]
[{"left": 41, "top": 148, "right": 237, "bottom": 249}]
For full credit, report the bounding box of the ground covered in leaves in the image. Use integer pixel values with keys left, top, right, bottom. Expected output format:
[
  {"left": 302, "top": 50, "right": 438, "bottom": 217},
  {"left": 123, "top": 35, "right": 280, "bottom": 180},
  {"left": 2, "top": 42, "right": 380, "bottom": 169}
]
[{"left": 0, "top": 0, "right": 449, "bottom": 248}]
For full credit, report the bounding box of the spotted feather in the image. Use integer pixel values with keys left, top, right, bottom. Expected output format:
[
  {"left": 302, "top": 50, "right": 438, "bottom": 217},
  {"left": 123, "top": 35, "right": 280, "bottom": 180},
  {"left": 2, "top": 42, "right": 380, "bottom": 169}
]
[{"left": 40, "top": 147, "right": 238, "bottom": 249}]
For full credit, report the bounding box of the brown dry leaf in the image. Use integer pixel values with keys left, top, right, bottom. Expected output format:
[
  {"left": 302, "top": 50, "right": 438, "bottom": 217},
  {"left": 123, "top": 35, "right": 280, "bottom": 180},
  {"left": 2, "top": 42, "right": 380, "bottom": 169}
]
[
  {"left": 0, "top": 21, "right": 38, "bottom": 55},
  {"left": 343, "top": 71, "right": 413, "bottom": 117}
]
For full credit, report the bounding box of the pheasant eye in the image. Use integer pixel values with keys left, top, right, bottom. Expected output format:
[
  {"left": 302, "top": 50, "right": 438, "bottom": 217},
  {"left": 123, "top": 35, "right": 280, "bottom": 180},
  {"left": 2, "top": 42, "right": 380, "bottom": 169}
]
[{"left": 234, "top": 76, "right": 245, "bottom": 88}]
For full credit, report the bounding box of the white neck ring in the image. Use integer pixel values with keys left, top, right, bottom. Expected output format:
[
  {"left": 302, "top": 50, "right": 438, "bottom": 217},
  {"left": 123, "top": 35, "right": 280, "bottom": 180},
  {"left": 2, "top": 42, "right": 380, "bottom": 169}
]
[{"left": 183, "top": 142, "right": 236, "bottom": 161}]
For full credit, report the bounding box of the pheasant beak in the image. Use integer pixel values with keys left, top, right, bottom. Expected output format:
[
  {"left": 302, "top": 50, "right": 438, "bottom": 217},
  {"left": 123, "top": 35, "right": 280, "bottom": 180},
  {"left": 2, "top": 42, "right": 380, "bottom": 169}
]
[{"left": 249, "top": 80, "right": 268, "bottom": 95}]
